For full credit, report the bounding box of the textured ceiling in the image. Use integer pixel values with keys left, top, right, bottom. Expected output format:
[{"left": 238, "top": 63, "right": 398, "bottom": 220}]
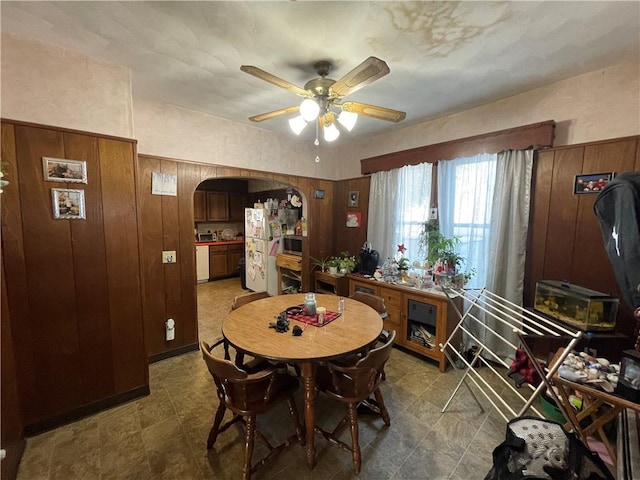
[{"left": 2, "top": 1, "right": 639, "bottom": 145}]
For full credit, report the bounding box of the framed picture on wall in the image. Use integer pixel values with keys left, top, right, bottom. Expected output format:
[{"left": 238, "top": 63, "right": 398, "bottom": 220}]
[
  {"left": 314, "top": 188, "right": 325, "bottom": 199},
  {"left": 573, "top": 172, "right": 614, "bottom": 194},
  {"left": 346, "top": 212, "right": 361, "bottom": 228},
  {"left": 42, "top": 157, "right": 87, "bottom": 183},
  {"left": 52, "top": 188, "right": 86, "bottom": 219},
  {"left": 348, "top": 191, "right": 359, "bottom": 207}
]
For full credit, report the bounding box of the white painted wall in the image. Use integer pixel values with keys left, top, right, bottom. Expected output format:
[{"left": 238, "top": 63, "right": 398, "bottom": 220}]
[
  {"left": 334, "top": 63, "right": 640, "bottom": 179},
  {"left": 2, "top": 35, "right": 638, "bottom": 181},
  {"left": 1, "top": 35, "right": 133, "bottom": 139},
  {"left": 132, "top": 98, "right": 330, "bottom": 179}
]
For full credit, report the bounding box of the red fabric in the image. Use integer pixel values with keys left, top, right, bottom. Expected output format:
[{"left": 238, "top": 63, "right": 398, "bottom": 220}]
[
  {"left": 508, "top": 347, "right": 541, "bottom": 387},
  {"left": 286, "top": 306, "right": 341, "bottom": 327}
]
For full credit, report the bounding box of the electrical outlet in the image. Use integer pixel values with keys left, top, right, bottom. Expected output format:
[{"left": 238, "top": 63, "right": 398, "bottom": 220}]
[
  {"left": 162, "top": 251, "right": 176, "bottom": 264},
  {"left": 429, "top": 208, "right": 438, "bottom": 220}
]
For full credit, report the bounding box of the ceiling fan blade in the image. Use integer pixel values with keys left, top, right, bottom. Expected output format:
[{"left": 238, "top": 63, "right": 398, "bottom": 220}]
[
  {"left": 330, "top": 57, "right": 390, "bottom": 97},
  {"left": 248, "top": 105, "right": 300, "bottom": 122},
  {"left": 340, "top": 101, "right": 406, "bottom": 123},
  {"left": 240, "top": 65, "right": 309, "bottom": 97}
]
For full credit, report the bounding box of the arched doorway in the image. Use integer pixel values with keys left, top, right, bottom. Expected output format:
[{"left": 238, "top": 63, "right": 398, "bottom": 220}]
[{"left": 193, "top": 176, "right": 307, "bottom": 342}]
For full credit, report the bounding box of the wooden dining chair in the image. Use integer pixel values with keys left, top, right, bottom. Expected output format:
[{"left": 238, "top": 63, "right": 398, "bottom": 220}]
[
  {"left": 314, "top": 330, "right": 396, "bottom": 474},
  {"left": 200, "top": 340, "right": 304, "bottom": 480},
  {"left": 231, "top": 291, "right": 270, "bottom": 310},
  {"left": 230, "top": 291, "right": 271, "bottom": 367},
  {"left": 349, "top": 291, "right": 391, "bottom": 378}
]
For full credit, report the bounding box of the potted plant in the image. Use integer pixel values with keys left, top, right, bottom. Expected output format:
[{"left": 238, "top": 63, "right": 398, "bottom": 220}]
[
  {"left": 418, "top": 220, "right": 475, "bottom": 287},
  {"left": 328, "top": 251, "right": 356, "bottom": 275},
  {"left": 311, "top": 256, "right": 330, "bottom": 273},
  {"left": 326, "top": 257, "right": 341, "bottom": 275}
]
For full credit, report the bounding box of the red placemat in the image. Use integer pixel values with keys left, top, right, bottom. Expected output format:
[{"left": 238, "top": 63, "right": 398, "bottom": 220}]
[{"left": 285, "top": 305, "right": 341, "bottom": 327}]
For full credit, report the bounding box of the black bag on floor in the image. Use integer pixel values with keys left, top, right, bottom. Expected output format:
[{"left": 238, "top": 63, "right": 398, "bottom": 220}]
[{"left": 484, "top": 416, "right": 613, "bottom": 480}]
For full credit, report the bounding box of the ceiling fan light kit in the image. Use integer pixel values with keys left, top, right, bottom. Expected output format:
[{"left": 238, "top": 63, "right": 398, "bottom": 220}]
[{"left": 241, "top": 56, "right": 406, "bottom": 156}]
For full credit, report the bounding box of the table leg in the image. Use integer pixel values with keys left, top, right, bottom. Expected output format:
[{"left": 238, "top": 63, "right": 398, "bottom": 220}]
[{"left": 300, "top": 361, "right": 317, "bottom": 469}]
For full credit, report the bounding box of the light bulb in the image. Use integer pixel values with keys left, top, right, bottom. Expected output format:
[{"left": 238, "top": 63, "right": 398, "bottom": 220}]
[
  {"left": 315, "top": 155, "right": 320, "bottom": 163},
  {"left": 323, "top": 122, "right": 340, "bottom": 142},
  {"left": 288, "top": 115, "right": 307, "bottom": 135},
  {"left": 338, "top": 110, "right": 358, "bottom": 131},
  {"left": 300, "top": 98, "right": 320, "bottom": 122}
]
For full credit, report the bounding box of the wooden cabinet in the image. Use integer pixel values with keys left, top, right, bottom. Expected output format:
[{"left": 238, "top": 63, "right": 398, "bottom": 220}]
[
  {"left": 277, "top": 254, "right": 303, "bottom": 294},
  {"left": 194, "top": 190, "right": 206, "bottom": 222},
  {"left": 379, "top": 286, "right": 402, "bottom": 332},
  {"left": 228, "top": 192, "right": 248, "bottom": 222},
  {"left": 206, "top": 192, "right": 229, "bottom": 221},
  {"left": 227, "top": 244, "right": 244, "bottom": 275},
  {"left": 209, "top": 245, "right": 228, "bottom": 278},
  {"left": 314, "top": 271, "right": 349, "bottom": 296},
  {"left": 194, "top": 190, "right": 229, "bottom": 222},
  {"left": 348, "top": 275, "right": 460, "bottom": 372},
  {"left": 208, "top": 243, "right": 244, "bottom": 279}
]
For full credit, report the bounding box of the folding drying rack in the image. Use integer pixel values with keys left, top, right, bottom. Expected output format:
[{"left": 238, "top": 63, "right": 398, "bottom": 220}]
[{"left": 439, "top": 287, "right": 583, "bottom": 427}]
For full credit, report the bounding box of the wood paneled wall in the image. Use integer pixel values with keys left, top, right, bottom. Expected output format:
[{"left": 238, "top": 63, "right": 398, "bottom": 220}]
[
  {"left": 1, "top": 121, "right": 148, "bottom": 433},
  {"left": 333, "top": 177, "right": 371, "bottom": 258},
  {"left": 526, "top": 136, "right": 640, "bottom": 340},
  {"left": 137, "top": 155, "right": 336, "bottom": 359}
]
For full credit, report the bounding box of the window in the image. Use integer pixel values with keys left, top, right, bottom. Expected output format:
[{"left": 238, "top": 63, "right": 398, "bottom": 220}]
[{"left": 438, "top": 153, "right": 497, "bottom": 288}]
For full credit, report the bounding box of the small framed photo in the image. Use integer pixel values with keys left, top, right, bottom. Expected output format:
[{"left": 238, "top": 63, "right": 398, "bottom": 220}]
[
  {"left": 43, "top": 157, "right": 87, "bottom": 183},
  {"left": 314, "top": 188, "right": 325, "bottom": 199},
  {"left": 346, "top": 212, "right": 361, "bottom": 228},
  {"left": 573, "top": 172, "right": 614, "bottom": 195},
  {"left": 348, "top": 191, "right": 359, "bottom": 207},
  {"left": 52, "top": 188, "right": 86, "bottom": 220}
]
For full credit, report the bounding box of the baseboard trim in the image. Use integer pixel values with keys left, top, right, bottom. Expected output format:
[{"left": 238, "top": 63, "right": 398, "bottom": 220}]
[
  {"left": 24, "top": 385, "right": 150, "bottom": 436},
  {"left": 149, "top": 342, "right": 199, "bottom": 363}
]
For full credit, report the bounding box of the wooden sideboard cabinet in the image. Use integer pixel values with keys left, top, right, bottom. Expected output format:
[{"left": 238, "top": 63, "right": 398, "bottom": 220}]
[
  {"left": 276, "top": 254, "right": 303, "bottom": 294},
  {"left": 348, "top": 275, "right": 460, "bottom": 372},
  {"left": 315, "top": 271, "right": 349, "bottom": 296}
]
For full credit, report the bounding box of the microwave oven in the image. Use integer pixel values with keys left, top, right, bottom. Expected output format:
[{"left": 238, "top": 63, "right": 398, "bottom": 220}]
[{"left": 283, "top": 235, "right": 303, "bottom": 256}]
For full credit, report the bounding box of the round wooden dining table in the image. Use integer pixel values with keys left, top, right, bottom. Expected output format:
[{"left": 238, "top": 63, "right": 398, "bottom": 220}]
[{"left": 222, "top": 293, "right": 383, "bottom": 469}]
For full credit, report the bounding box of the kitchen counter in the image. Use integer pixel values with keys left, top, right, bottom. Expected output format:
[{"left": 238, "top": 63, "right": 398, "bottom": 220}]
[{"left": 195, "top": 239, "right": 244, "bottom": 246}]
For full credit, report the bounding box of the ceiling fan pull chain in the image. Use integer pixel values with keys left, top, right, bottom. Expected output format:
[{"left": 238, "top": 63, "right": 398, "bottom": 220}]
[{"left": 314, "top": 121, "right": 320, "bottom": 163}]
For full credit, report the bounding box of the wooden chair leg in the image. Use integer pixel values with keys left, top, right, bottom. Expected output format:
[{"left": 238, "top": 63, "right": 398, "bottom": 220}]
[
  {"left": 242, "top": 415, "right": 256, "bottom": 480},
  {"left": 347, "top": 403, "right": 361, "bottom": 474},
  {"left": 207, "top": 404, "right": 227, "bottom": 448},
  {"left": 235, "top": 351, "right": 245, "bottom": 367},
  {"left": 373, "top": 388, "right": 390, "bottom": 426},
  {"left": 286, "top": 395, "right": 305, "bottom": 445}
]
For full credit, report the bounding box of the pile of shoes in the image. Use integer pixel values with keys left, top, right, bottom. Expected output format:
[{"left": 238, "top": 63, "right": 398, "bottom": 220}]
[{"left": 559, "top": 351, "right": 620, "bottom": 393}]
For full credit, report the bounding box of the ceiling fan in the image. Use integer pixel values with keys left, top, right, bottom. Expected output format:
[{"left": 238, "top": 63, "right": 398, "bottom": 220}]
[{"left": 240, "top": 57, "right": 406, "bottom": 142}]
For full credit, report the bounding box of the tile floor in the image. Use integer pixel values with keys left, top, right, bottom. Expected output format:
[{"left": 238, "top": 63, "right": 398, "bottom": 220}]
[{"left": 17, "top": 278, "right": 517, "bottom": 480}]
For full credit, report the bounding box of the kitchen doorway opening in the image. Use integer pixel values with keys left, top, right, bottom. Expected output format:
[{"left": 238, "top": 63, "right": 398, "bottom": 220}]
[{"left": 193, "top": 177, "right": 305, "bottom": 343}]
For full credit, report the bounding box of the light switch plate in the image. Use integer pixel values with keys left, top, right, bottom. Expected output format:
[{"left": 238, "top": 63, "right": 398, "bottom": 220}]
[{"left": 162, "top": 251, "right": 177, "bottom": 263}]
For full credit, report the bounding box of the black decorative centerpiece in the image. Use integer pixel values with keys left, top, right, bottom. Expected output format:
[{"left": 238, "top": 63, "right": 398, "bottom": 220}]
[{"left": 358, "top": 242, "right": 379, "bottom": 275}]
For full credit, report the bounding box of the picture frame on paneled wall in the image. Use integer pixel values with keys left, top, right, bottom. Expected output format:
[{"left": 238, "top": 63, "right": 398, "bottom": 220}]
[
  {"left": 42, "top": 157, "right": 87, "bottom": 183},
  {"left": 346, "top": 212, "right": 361, "bottom": 228},
  {"left": 573, "top": 172, "right": 614, "bottom": 195},
  {"left": 52, "top": 188, "right": 86, "bottom": 220},
  {"left": 348, "top": 191, "right": 359, "bottom": 207}
]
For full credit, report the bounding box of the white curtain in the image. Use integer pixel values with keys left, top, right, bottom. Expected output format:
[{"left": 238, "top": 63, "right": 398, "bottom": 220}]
[
  {"left": 437, "top": 150, "right": 533, "bottom": 359},
  {"left": 484, "top": 149, "right": 534, "bottom": 357},
  {"left": 368, "top": 163, "right": 432, "bottom": 262},
  {"left": 437, "top": 153, "right": 497, "bottom": 289}
]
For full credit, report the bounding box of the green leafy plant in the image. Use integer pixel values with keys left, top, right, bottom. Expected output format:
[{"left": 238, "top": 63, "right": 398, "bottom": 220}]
[
  {"left": 397, "top": 256, "right": 410, "bottom": 271},
  {"left": 329, "top": 251, "right": 357, "bottom": 272},
  {"left": 418, "top": 219, "right": 476, "bottom": 285},
  {"left": 310, "top": 256, "right": 330, "bottom": 272}
]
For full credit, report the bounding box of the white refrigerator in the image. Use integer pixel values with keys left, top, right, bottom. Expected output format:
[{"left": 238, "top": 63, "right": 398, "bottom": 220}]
[{"left": 245, "top": 207, "right": 282, "bottom": 295}]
